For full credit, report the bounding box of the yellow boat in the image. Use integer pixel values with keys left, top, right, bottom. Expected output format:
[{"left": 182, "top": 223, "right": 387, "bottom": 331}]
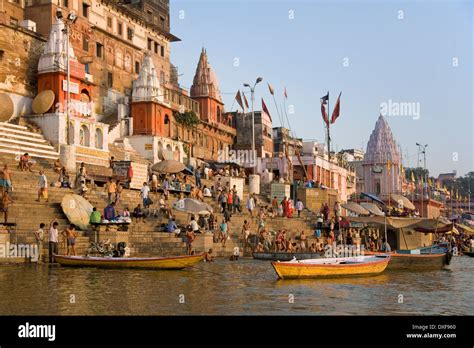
[
  {"left": 271, "top": 255, "right": 391, "bottom": 279},
  {"left": 54, "top": 253, "right": 205, "bottom": 270}
]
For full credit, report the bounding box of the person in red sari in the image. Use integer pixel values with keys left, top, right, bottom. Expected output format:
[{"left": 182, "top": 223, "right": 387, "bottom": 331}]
[
  {"left": 287, "top": 199, "right": 294, "bottom": 218},
  {"left": 281, "top": 197, "right": 288, "bottom": 217}
]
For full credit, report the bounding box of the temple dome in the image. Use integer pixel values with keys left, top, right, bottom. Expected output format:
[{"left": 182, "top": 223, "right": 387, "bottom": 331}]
[
  {"left": 190, "top": 48, "right": 222, "bottom": 102},
  {"left": 364, "top": 115, "right": 400, "bottom": 164}
]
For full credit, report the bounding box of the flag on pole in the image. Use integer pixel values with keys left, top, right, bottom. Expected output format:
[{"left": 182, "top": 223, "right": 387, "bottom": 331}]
[
  {"left": 284, "top": 86, "right": 288, "bottom": 99},
  {"left": 262, "top": 98, "right": 272, "bottom": 122},
  {"left": 330, "top": 91, "right": 342, "bottom": 124},
  {"left": 243, "top": 92, "right": 249, "bottom": 109},
  {"left": 235, "top": 90, "right": 244, "bottom": 111},
  {"left": 268, "top": 83, "right": 274, "bottom": 96},
  {"left": 320, "top": 92, "right": 329, "bottom": 126}
]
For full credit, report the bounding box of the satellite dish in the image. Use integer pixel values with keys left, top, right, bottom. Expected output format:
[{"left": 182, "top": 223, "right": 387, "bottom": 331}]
[
  {"left": 0, "top": 93, "right": 14, "bottom": 122},
  {"left": 32, "top": 90, "right": 55, "bottom": 114}
]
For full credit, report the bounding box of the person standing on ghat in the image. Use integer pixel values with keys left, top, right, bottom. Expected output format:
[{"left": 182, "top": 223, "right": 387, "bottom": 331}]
[
  {"left": 36, "top": 170, "right": 48, "bottom": 203},
  {"left": 48, "top": 219, "right": 59, "bottom": 263}
]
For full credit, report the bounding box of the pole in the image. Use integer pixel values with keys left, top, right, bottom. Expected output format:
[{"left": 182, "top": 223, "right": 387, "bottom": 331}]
[
  {"left": 65, "top": 22, "right": 71, "bottom": 146},
  {"left": 251, "top": 87, "right": 255, "bottom": 175}
]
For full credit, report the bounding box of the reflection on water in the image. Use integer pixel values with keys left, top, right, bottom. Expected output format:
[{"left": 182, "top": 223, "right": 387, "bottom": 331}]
[{"left": 0, "top": 257, "right": 472, "bottom": 315}]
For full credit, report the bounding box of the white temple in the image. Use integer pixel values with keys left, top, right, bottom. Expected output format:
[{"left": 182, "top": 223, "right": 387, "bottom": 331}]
[
  {"left": 131, "top": 54, "right": 163, "bottom": 103},
  {"left": 362, "top": 115, "right": 402, "bottom": 197},
  {"left": 37, "top": 18, "right": 76, "bottom": 74}
]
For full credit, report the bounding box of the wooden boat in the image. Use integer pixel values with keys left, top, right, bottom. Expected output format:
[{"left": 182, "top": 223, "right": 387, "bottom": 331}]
[
  {"left": 54, "top": 253, "right": 205, "bottom": 270},
  {"left": 365, "top": 244, "right": 452, "bottom": 271},
  {"left": 464, "top": 251, "right": 474, "bottom": 257},
  {"left": 253, "top": 251, "right": 324, "bottom": 261},
  {"left": 271, "top": 255, "right": 391, "bottom": 279}
]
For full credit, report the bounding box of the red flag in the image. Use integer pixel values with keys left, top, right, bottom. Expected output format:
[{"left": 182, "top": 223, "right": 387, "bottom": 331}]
[
  {"left": 243, "top": 93, "right": 249, "bottom": 109},
  {"left": 235, "top": 90, "right": 244, "bottom": 111},
  {"left": 330, "top": 92, "right": 342, "bottom": 124},
  {"left": 268, "top": 83, "right": 274, "bottom": 96},
  {"left": 284, "top": 87, "right": 288, "bottom": 99},
  {"left": 262, "top": 98, "right": 272, "bottom": 122},
  {"left": 321, "top": 102, "right": 329, "bottom": 126}
]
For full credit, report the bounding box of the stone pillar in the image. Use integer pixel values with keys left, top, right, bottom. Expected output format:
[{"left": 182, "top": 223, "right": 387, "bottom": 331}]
[
  {"left": 249, "top": 174, "right": 260, "bottom": 195},
  {"left": 60, "top": 144, "right": 76, "bottom": 173}
]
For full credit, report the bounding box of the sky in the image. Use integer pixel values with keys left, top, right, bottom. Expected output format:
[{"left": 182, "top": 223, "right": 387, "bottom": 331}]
[{"left": 168, "top": 0, "right": 473, "bottom": 177}]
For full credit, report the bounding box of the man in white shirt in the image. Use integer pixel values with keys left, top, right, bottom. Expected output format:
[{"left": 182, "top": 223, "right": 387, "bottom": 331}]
[
  {"left": 36, "top": 170, "right": 48, "bottom": 203},
  {"left": 48, "top": 219, "right": 59, "bottom": 263},
  {"left": 190, "top": 216, "right": 200, "bottom": 234},
  {"left": 295, "top": 199, "right": 304, "bottom": 218},
  {"left": 140, "top": 182, "right": 151, "bottom": 208},
  {"left": 204, "top": 166, "right": 209, "bottom": 180},
  {"left": 203, "top": 185, "right": 212, "bottom": 197}
]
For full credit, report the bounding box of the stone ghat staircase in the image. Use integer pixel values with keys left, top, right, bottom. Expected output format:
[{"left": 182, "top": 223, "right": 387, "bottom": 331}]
[
  {"left": 0, "top": 122, "right": 59, "bottom": 160},
  {"left": 0, "top": 121, "right": 322, "bottom": 260}
]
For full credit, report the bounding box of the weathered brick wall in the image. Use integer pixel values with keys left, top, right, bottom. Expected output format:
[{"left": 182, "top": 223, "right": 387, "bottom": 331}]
[{"left": 0, "top": 24, "right": 44, "bottom": 98}]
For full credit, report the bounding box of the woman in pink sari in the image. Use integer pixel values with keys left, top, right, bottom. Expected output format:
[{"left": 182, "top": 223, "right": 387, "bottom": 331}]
[{"left": 287, "top": 199, "right": 294, "bottom": 218}]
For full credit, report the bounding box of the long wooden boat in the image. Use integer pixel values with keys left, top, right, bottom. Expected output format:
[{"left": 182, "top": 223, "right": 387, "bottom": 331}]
[
  {"left": 253, "top": 251, "right": 324, "bottom": 261},
  {"left": 464, "top": 251, "right": 474, "bottom": 257},
  {"left": 271, "top": 255, "right": 390, "bottom": 279},
  {"left": 54, "top": 253, "right": 205, "bottom": 270},
  {"left": 365, "top": 245, "right": 452, "bottom": 271}
]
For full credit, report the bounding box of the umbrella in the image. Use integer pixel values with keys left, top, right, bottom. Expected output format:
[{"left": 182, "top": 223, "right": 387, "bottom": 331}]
[
  {"left": 151, "top": 160, "right": 186, "bottom": 174},
  {"left": 341, "top": 202, "right": 370, "bottom": 215},
  {"left": 391, "top": 194, "right": 416, "bottom": 210},
  {"left": 360, "top": 202, "right": 385, "bottom": 216},
  {"left": 61, "top": 194, "right": 94, "bottom": 230},
  {"left": 361, "top": 192, "right": 386, "bottom": 205},
  {"left": 172, "top": 198, "right": 213, "bottom": 215}
]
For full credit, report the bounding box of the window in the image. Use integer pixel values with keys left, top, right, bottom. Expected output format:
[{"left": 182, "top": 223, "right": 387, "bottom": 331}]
[
  {"left": 82, "top": 37, "right": 89, "bottom": 52},
  {"left": 127, "top": 27, "right": 134, "bottom": 41},
  {"left": 82, "top": 3, "right": 89, "bottom": 17},
  {"left": 107, "top": 17, "right": 112, "bottom": 28},
  {"left": 84, "top": 63, "right": 90, "bottom": 74},
  {"left": 134, "top": 61, "right": 140, "bottom": 74},
  {"left": 154, "top": 42, "right": 159, "bottom": 54},
  {"left": 63, "top": 0, "right": 68, "bottom": 8},
  {"left": 96, "top": 43, "right": 103, "bottom": 58},
  {"left": 160, "top": 16, "right": 165, "bottom": 29},
  {"left": 160, "top": 71, "right": 165, "bottom": 85},
  {"left": 147, "top": 38, "right": 152, "bottom": 51},
  {"left": 160, "top": 45, "right": 164, "bottom": 57},
  {"left": 10, "top": 17, "right": 18, "bottom": 27},
  {"left": 107, "top": 72, "right": 113, "bottom": 88},
  {"left": 117, "top": 22, "right": 123, "bottom": 36},
  {"left": 146, "top": 9, "right": 152, "bottom": 16}
]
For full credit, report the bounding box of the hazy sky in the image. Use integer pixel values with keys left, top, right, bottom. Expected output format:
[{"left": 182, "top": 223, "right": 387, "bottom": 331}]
[{"left": 169, "top": 0, "right": 473, "bottom": 177}]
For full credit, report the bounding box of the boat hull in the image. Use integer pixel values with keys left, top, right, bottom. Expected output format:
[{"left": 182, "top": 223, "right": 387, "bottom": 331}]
[
  {"left": 271, "top": 255, "right": 390, "bottom": 279},
  {"left": 365, "top": 251, "right": 451, "bottom": 270},
  {"left": 463, "top": 252, "right": 474, "bottom": 257},
  {"left": 54, "top": 253, "right": 205, "bottom": 270},
  {"left": 253, "top": 251, "right": 324, "bottom": 261}
]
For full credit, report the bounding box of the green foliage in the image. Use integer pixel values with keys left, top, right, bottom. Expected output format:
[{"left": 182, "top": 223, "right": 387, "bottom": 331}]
[
  {"left": 173, "top": 110, "right": 200, "bottom": 128},
  {"left": 405, "top": 167, "right": 429, "bottom": 181}
]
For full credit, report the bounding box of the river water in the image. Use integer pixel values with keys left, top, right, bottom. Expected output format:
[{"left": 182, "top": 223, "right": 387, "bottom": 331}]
[{"left": 0, "top": 256, "right": 472, "bottom": 315}]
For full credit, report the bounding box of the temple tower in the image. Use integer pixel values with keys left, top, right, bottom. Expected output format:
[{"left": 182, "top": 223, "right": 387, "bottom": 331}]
[
  {"left": 362, "top": 115, "right": 402, "bottom": 197},
  {"left": 190, "top": 48, "right": 224, "bottom": 124}
]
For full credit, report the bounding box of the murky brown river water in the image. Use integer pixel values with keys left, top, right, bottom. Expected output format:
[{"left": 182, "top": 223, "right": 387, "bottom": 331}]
[{"left": 0, "top": 257, "right": 472, "bottom": 315}]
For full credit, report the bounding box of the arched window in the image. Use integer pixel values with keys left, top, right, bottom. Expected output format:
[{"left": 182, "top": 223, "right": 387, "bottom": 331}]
[
  {"left": 95, "top": 128, "right": 103, "bottom": 149},
  {"left": 217, "top": 106, "right": 221, "bottom": 122},
  {"left": 79, "top": 125, "right": 90, "bottom": 147}
]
